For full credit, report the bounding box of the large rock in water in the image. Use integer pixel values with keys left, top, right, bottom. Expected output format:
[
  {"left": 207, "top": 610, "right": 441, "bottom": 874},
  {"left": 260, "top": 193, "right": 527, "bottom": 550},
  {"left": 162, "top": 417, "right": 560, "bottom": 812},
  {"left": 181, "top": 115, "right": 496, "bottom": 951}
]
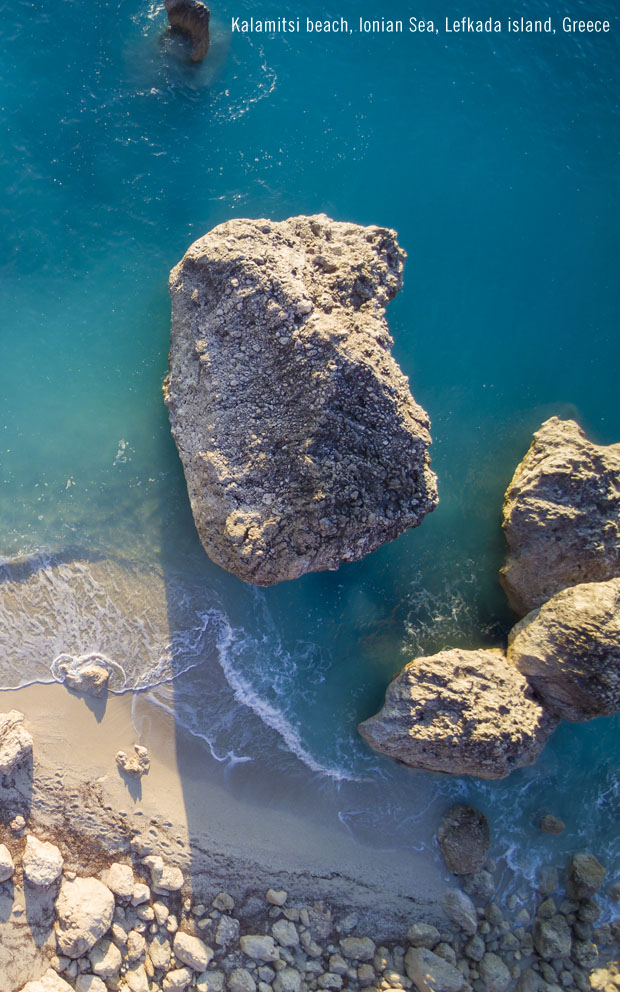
[
  {"left": 357, "top": 648, "right": 558, "bottom": 779},
  {"left": 164, "top": 215, "right": 438, "bottom": 586},
  {"left": 507, "top": 578, "right": 620, "bottom": 721},
  {"left": 501, "top": 417, "right": 620, "bottom": 616}
]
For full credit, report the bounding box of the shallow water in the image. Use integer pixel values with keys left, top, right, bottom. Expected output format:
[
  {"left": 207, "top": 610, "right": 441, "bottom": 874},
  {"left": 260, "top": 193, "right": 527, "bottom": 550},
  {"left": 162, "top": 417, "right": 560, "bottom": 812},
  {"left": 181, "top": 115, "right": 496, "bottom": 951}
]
[{"left": 1, "top": 0, "right": 619, "bottom": 892}]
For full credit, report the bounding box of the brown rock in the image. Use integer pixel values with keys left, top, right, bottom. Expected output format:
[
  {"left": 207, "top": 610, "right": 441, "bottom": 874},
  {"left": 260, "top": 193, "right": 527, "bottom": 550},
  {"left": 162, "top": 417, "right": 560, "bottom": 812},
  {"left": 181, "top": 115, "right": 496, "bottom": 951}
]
[
  {"left": 436, "top": 805, "right": 490, "bottom": 876},
  {"left": 164, "top": 214, "right": 437, "bottom": 586},
  {"left": 358, "top": 648, "right": 557, "bottom": 779},
  {"left": 500, "top": 417, "right": 620, "bottom": 616},
  {"left": 165, "top": 0, "right": 210, "bottom": 62},
  {"left": 507, "top": 579, "right": 620, "bottom": 721}
]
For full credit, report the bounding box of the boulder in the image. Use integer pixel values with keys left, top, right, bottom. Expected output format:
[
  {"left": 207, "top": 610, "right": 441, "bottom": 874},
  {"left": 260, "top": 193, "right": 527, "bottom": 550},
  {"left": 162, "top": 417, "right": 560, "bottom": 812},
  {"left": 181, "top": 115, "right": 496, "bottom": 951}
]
[
  {"left": 163, "top": 214, "right": 438, "bottom": 586},
  {"left": 165, "top": 0, "right": 210, "bottom": 62},
  {"left": 567, "top": 853, "right": 606, "bottom": 899},
  {"left": 105, "top": 862, "right": 134, "bottom": 900},
  {"left": 479, "top": 953, "right": 511, "bottom": 992},
  {"left": 55, "top": 655, "right": 110, "bottom": 698},
  {"left": 500, "top": 418, "right": 620, "bottom": 615},
  {"left": 436, "top": 805, "right": 490, "bottom": 875},
  {"left": 359, "top": 648, "right": 557, "bottom": 778},
  {"left": 406, "top": 923, "right": 441, "bottom": 948},
  {"left": 507, "top": 579, "right": 620, "bottom": 721},
  {"left": 442, "top": 889, "right": 477, "bottom": 935},
  {"left": 116, "top": 744, "right": 151, "bottom": 778},
  {"left": 540, "top": 814, "right": 565, "bottom": 835},
  {"left": 0, "top": 710, "right": 33, "bottom": 775},
  {"left": 55, "top": 876, "right": 115, "bottom": 958},
  {"left": 22, "top": 835, "right": 63, "bottom": 887},
  {"left": 404, "top": 947, "right": 465, "bottom": 992},
  {"left": 532, "top": 914, "right": 572, "bottom": 959}
]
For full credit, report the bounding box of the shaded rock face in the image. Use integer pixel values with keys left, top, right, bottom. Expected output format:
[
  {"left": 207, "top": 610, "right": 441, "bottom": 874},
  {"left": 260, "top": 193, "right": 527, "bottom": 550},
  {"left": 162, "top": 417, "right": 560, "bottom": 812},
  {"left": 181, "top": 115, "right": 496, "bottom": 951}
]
[
  {"left": 507, "top": 579, "right": 620, "bottom": 721},
  {"left": 436, "top": 806, "right": 490, "bottom": 876},
  {"left": 165, "top": 0, "right": 210, "bottom": 62},
  {"left": 501, "top": 418, "right": 620, "bottom": 616},
  {"left": 0, "top": 710, "right": 33, "bottom": 776},
  {"left": 164, "top": 215, "right": 437, "bottom": 586},
  {"left": 357, "top": 648, "right": 557, "bottom": 779}
]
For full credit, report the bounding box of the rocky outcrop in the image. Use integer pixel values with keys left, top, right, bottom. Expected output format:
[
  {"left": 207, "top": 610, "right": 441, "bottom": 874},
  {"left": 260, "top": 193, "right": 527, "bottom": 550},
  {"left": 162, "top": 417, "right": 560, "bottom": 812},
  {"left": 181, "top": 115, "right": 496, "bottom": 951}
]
[
  {"left": 500, "top": 418, "right": 620, "bottom": 616},
  {"left": 164, "top": 214, "right": 438, "bottom": 586},
  {"left": 165, "top": 0, "right": 210, "bottom": 62},
  {"left": 436, "top": 806, "right": 490, "bottom": 876},
  {"left": 507, "top": 579, "right": 620, "bottom": 721},
  {"left": 358, "top": 648, "right": 557, "bottom": 779},
  {"left": 0, "top": 710, "right": 33, "bottom": 776}
]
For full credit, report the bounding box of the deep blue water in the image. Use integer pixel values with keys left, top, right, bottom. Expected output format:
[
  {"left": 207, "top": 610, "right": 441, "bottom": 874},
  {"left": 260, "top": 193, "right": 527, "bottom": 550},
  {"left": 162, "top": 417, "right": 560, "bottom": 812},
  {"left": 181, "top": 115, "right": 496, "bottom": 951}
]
[{"left": 1, "top": 0, "right": 619, "bottom": 885}]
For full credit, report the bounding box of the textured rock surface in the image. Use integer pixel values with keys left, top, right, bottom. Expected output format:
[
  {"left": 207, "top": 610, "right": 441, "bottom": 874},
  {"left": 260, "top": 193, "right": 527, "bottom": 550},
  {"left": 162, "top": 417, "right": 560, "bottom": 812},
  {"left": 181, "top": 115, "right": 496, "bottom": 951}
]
[
  {"left": 507, "top": 579, "right": 620, "bottom": 721},
  {"left": 164, "top": 214, "right": 437, "bottom": 586},
  {"left": 442, "top": 889, "right": 477, "bottom": 936},
  {"left": 436, "top": 806, "right": 490, "bottom": 876},
  {"left": 501, "top": 417, "right": 620, "bottom": 615},
  {"left": 567, "top": 853, "right": 606, "bottom": 900},
  {"left": 116, "top": 744, "right": 151, "bottom": 779},
  {"left": 0, "top": 710, "right": 33, "bottom": 776},
  {"left": 404, "top": 947, "right": 465, "bottom": 992},
  {"left": 56, "top": 656, "right": 110, "bottom": 698},
  {"left": 22, "top": 835, "right": 63, "bottom": 887},
  {"left": 358, "top": 648, "right": 557, "bottom": 779},
  {"left": 55, "top": 877, "right": 115, "bottom": 958}
]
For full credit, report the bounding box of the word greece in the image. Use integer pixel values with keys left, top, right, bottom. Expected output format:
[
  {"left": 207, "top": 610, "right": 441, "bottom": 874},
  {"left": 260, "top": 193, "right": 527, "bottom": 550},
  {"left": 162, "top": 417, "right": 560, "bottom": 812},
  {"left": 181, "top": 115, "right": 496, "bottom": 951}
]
[{"left": 230, "top": 15, "right": 612, "bottom": 33}]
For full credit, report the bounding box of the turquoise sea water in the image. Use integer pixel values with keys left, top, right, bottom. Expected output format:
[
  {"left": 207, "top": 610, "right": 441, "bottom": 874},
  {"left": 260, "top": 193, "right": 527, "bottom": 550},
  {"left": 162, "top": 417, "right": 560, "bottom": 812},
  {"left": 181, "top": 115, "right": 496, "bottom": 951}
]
[{"left": 1, "top": 0, "right": 620, "bottom": 888}]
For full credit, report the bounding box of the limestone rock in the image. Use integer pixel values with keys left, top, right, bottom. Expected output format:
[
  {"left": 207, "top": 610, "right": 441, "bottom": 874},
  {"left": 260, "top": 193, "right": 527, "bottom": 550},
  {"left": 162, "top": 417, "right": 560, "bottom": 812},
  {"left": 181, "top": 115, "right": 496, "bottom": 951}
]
[
  {"left": 89, "top": 938, "right": 122, "bottom": 978},
  {"left": 148, "top": 933, "right": 171, "bottom": 971},
  {"left": 404, "top": 947, "right": 465, "bottom": 992},
  {"left": 567, "top": 853, "right": 606, "bottom": 899},
  {"left": 406, "top": 923, "right": 441, "bottom": 949},
  {"left": 55, "top": 656, "right": 110, "bottom": 698},
  {"left": 0, "top": 710, "right": 33, "bottom": 776},
  {"left": 240, "top": 935, "right": 280, "bottom": 962},
  {"left": 125, "top": 963, "right": 150, "bottom": 992},
  {"left": 19, "top": 970, "right": 74, "bottom": 992},
  {"left": 507, "top": 579, "right": 620, "bottom": 721},
  {"left": 0, "top": 843, "right": 14, "bottom": 882},
  {"left": 359, "top": 647, "right": 557, "bottom": 778},
  {"left": 22, "top": 835, "right": 63, "bottom": 887},
  {"left": 115, "top": 744, "right": 151, "bottom": 779},
  {"left": 437, "top": 806, "right": 490, "bottom": 875},
  {"left": 501, "top": 418, "right": 620, "bottom": 615},
  {"left": 228, "top": 968, "right": 257, "bottom": 992},
  {"left": 164, "top": 969, "right": 193, "bottom": 992},
  {"left": 165, "top": 0, "right": 210, "bottom": 62},
  {"left": 55, "top": 876, "right": 115, "bottom": 958},
  {"left": 442, "top": 889, "right": 477, "bottom": 936},
  {"left": 164, "top": 214, "right": 438, "bottom": 586},
  {"left": 272, "top": 919, "right": 299, "bottom": 947},
  {"left": 173, "top": 931, "right": 214, "bottom": 971},
  {"left": 105, "top": 862, "right": 134, "bottom": 900},
  {"left": 75, "top": 977, "right": 107, "bottom": 992},
  {"left": 339, "top": 936, "right": 375, "bottom": 961}
]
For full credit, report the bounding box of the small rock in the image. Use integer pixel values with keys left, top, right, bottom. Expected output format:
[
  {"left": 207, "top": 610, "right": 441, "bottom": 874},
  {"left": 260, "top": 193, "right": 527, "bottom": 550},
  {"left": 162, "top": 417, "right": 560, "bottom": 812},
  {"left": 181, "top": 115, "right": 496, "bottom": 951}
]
[
  {"left": 462, "top": 872, "right": 496, "bottom": 902},
  {"left": 437, "top": 806, "right": 490, "bottom": 876},
  {"left": 22, "top": 834, "right": 63, "bottom": 887},
  {"left": 126, "top": 929, "right": 147, "bottom": 963},
  {"left": 145, "top": 855, "right": 184, "bottom": 894},
  {"left": 229, "top": 968, "right": 257, "bottom": 992},
  {"left": 89, "top": 939, "right": 122, "bottom": 979},
  {"left": 196, "top": 971, "right": 226, "bottom": 992},
  {"left": 125, "top": 963, "right": 150, "bottom": 992},
  {"left": 567, "top": 854, "right": 606, "bottom": 900},
  {"left": 20, "top": 970, "right": 74, "bottom": 992},
  {"left": 267, "top": 889, "right": 288, "bottom": 907},
  {"left": 0, "top": 843, "right": 14, "bottom": 882},
  {"left": 163, "top": 968, "right": 193, "bottom": 992},
  {"left": 216, "top": 914, "right": 240, "bottom": 947},
  {"left": 406, "top": 923, "right": 441, "bottom": 949},
  {"left": 405, "top": 947, "right": 465, "bottom": 992},
  {"left": 241, "top": 935, "right": 280, "bottom": 962},
  {"left": 213, "top": 891, "right": 235, "bottom": 912},
  {"left": 116, "top": 744, "right": 151, "bottom": 779},
  {"left": 10, "top": 815, "right": 26, "bottom": 835},
  {"left": 465, "top": 936, "right": 486, "bottom": 963},
  {"left": 479, "top": 953, "right": 511, "bottom": 992},
  {"left": 75, "top": 977, "right": 107, "bottom": 992},
  {"left": 273, "top": 967, "right": 302, "bottom": 992},
  {"left": 106, "top": 862, "right": 134, "bottom": 901},
  {"left": 532, "top": 915, "right": 572, "bottom": 960},
  {"left": 272, "top": 919, "right": 300, "bottom": 948},
  {"left": 317, "top": 974, "right": 342, "bottom": 991},
  {"left": 443, "top": 890, "right": 478, "bottom": 936},
  {"left": 173, "top": 931, "right": 214, "bottom": 972},
  {"left": 57, "top": 659, "right": 110, "bottom": 698},
  {"left": 148, "top": 933, "right": 171, "bottom": 970},
  {"left": 339, "top": 937, "right": 376, "bottom": 962},
  {"left": 540, "top": 815, "right": 565, "bottom": 835}
]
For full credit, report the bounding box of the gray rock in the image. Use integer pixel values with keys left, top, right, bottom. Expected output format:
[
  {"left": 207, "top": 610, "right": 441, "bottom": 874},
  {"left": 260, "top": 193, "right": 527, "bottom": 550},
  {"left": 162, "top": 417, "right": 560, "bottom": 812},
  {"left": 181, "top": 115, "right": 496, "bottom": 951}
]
[
  {"left": 272, "top": 919, "right": 299, "bottom": 947},
  {"left": 212, "top": 891, "right": 235, "bottom": 912},
  {"left": 216, "top": 914, "right": 240, "bottom": 947},
  {"left": 500, "top": 417, "right": 620, "bottom": 616},
  {"left": 465, "top": 936, "right": 486, "bottom": 963},
  {"left": 55, "top": 877, "right": 115, "bottom": 958},
  {"left": 0, "top": 710, "right": 33, "bottom": 776},
  {"left": 229, "top": 969, "right": 257, "bottom": 992},
  {"left": 163, "top": 969, "right": 193, "bottom": 992},
  {"left": 164, "top": 214, "right": 437, "bottom": 587},
  {"left": 144, "top": 855, "right": 183, "bottom": 894},
  {"left": 479, "top": 953, "right": 511, "bottom": 992},
  {"left": 507, "top": 579, "right": 620, "bottom": 721},
  {"left": 437, "top": 806, "right": 491, "bottom": 875},
  {"left": 462, "top": 871, "right": 496, "bottom": 902},
  {"left": 266, "top": 889, "right": 288, "bottom": 907},
  {"left": 339, "top": 936, "right": 376, "bottom": 961},
  {"left": 126, "top": 929, "right": 146, "bottom": 963},
  {"left": 443, "top": 890, "right": 478, "bottom": 936},
  {"left": 532, "top": 915, "right": 572, "bottom": 959},
  {"left": 571, "top": 941, "right": 598, "bottom": 969},
  {"left": 75, "top": 977, "right": 107, "bottom": 992},
  {"left": 359, "top": 648, "right": 557, "bottom": 778},
  {"left": 405, "top": 947, "right": 465, "bottom": 992},
  {"left": 273, "top": 967, "right": 302, "bottom": 992},
  {"left": 406, "top": 923, "right": 441, "bottom": 949},
  {"left": 125, "top": 963, "right": 150, "bottom": 992},
  {"left": 567, "top": 854, "right": 606, "bottom": 899},
  {"left": 538, "top": 867, "right": 560, "bottom": 895},
  {"left": 241, "top": 935, "right": 280, "bottom": 962}
]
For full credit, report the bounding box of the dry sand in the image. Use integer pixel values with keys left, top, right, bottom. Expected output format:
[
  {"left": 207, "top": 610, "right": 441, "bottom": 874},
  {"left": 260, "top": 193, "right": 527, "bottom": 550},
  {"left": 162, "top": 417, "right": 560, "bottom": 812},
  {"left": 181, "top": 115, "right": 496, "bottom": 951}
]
[{"left": 0, "top": 682, "right": 448, "bottom": 939}]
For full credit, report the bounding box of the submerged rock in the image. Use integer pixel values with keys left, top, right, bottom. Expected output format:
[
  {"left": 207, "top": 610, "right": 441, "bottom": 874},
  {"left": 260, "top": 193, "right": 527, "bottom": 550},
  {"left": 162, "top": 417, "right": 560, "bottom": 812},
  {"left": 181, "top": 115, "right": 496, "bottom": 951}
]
[
  {"left": 358, "top": 648, "right": 557, "bottom": 779},
  {"left": 165, "top": 0, "right": 210, "bottom": 62},
  {"left": 507, "top": 579, "right": 620, "bottom": 721},
  {"left": 0, "top": 710, "right": 33, "bottom": 776},
  {"left": 164, "top": 214, "right": 437, "bottom": 586},
  {"left": 501, "top": 417, "right": 620, "bottom": 616},
  {"left": 436, "top": 806, "right": 490, "bottom": 876}
]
